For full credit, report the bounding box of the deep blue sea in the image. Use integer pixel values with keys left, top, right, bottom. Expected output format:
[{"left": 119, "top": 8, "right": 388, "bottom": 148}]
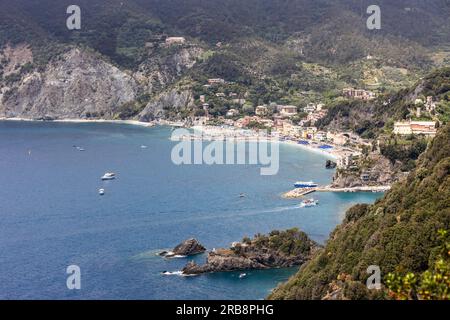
[{"left": 0, "top": 121, "right": 382, "bottom": 299}]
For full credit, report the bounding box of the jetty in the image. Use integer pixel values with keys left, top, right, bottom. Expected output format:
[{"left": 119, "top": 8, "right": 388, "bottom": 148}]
[{"left": 282, "top": 185, "right": 391, "bottom": 199}]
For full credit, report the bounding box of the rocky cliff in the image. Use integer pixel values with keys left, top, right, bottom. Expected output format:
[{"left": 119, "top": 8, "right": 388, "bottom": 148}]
[
  {"left": 0, "top": 47, "right": 138, "bottom": 119},
  {"left": 332, "top": 153, "right": 404, "bottom": 188},
  {"left": 0, "top": 43, "right": 202, "bottom": 120}
]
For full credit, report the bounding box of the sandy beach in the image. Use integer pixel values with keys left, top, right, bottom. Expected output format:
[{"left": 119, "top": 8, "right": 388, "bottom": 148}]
[
  {"left": 0, "top": 117, "right": 156, "bottom": 127},
  {"left": 190, "top": 125, "right": 342, "bottom": 160}
]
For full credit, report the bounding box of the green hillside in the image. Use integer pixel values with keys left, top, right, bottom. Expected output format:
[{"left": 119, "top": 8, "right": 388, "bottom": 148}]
[{"left": 269, "top": 123, "right": 450, "bottom": 300}]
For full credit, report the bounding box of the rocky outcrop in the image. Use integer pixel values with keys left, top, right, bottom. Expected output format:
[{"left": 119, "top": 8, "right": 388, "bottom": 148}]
[
  {"left": 160, "top": 238, "right": 206, "bottom": 258},
  {"left": 136, "top": 45, "right": 203, "bottom": 95},
  {"left": 326, "top": 160, "right": 337, "bottom": 169},
  {"left": 0, "top": 44, "right": 33, "bottom": 77},
  {"left": 139, "top": 88, "right": 195, "bottom": 121},
  {"left": 332, "top": 153, "right": 403, "bottom": 188},
  {"left": 0, "top": 48, "right": 138, "bottom": 119},
  {"left": 181, "top": 229, "right": 320, "bottom": 275}
]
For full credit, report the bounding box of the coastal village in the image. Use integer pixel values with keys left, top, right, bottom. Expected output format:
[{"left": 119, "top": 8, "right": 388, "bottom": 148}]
[
  {"left": 161, "top": 71, "right": 440, "bottom": 195},
  {"left": 143, "top": 38, "right": 445, "bottom": 197}
]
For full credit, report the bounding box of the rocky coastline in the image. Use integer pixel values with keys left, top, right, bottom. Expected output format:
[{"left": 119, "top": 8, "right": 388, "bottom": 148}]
[{"left": 180, "top": 229, "right": 320, "bottom": 275}]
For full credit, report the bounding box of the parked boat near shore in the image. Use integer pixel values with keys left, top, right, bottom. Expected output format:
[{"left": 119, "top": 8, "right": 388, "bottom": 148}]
[{"left": 294, "top": 181, "right": 318, "bottom": 188}]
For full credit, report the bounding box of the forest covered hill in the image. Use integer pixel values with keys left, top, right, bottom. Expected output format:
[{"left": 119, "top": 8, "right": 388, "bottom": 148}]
[{"left": 269, "top": 123, "right": 450, "bottom": 300}]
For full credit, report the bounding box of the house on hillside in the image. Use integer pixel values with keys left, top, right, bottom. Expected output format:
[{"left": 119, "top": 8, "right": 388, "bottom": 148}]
[
  {"left": 393, "top": 120, "right": 437, "bottom": 136},
  {"left": 208, "top": 78, "right": 225, "bottom": 85},
  {"left": 165, "top": 37, "right": 186, "bottom": 45},
  {"left": 343, "top": 88, "right": 376, "bottom": 101},
  {"left": 255, "top": 105, "right": 268, "bottom": 116},
  {"left": 277, "top": 105, "right": 298, "bottom": 118}
]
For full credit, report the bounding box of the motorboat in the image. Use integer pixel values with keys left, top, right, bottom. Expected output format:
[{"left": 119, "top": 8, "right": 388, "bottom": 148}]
[
  {"left": 300, "top": 199, "right": 319, "bottom": 208},
  {"left": 101, "top": 172, "right": 116, "bottom": 180}
]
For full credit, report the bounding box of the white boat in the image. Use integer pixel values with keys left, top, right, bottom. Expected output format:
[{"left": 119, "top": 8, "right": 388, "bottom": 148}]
[
  {"left": 300, "top": 199, "right": 319, "bottom": 208},
  {"left": 239, "top": 273, "right": 247, "bottom": 279},
  {"left": 140, "top": 145, "right": 148, "bottom": 149},
  {"left": 101, "top": 172, "right": 116, "bottom": 180},
  {"left": 294, "top": 181, "right": 318, "bottom": 188},
  {"left": 99, "top": 188, "right": 105, "bottom": 195}
]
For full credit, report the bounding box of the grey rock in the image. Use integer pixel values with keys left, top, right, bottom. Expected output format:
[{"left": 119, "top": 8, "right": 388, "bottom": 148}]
[
  {"left": 1, "top": 48, "right": 138, "bottom": 119},
  {"left": 162, "top": 238, "right": 206, "bottom": 257}
]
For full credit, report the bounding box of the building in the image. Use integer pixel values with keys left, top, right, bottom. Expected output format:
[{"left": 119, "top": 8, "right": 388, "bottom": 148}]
[
  {"left": 202, "top": 104, "right": 210, "bottom": 117},
  {"left": 410, "top": 121, "right": 437, "bottom": 136},
  {"left": 165, "top": 37, "right": 186, "bottom": 45},
  {"left": 425, "top": 96, "right": 437, "bottom": 112},
  {"left": 343, "top": 88, "right": 376, "bottom": 101},
  {"left": 255, "top": 105, "right": 268, "bottom": 116},
  {"left": 303, "top": 103, "right": 317, "bottom": 113},
  {"left": 208, "top": 78, "right": 225, "bottom": 85},
  {"left": 301, "top": 127, "right": 318, "bottom": 139},
  {"left": 226, "top": 109, "right": 239, "bottom": 117},
  {"left": 414, "top": 98, "right": 424, "bottom": 105},
  {"left": 394, "top": 121, "right": 437, "bottom": 136},
  {"left": 327, "top": 132, "right": 350, "bottom": 146},
  {"left": 360, "top": 172, "right": 371, "bottom": 182},
  {"left": 277, "top": 105, "right": 298, "bottom": 118},
  {"left": 216, "top": 93, "right": 226, "bottom": 98},
  {"left": 315, "top": 131, "right": 327, "bottom": 142},
  {"left": 337, "top": 154, "right": 354, "bottom": 169},
  {"left": 199, "top": 95, "right": 206, "bottom": 103}
]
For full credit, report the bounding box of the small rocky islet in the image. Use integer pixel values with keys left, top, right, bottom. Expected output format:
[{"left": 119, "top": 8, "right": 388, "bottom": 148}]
[
  {"left": 159, "top": 238, "right": 206, "bottom": 258},
  {"left": 163, "top": 229, "right": 320, "bottom": 275}
]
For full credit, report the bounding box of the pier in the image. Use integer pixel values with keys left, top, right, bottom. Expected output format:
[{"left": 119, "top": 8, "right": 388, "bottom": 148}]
[{"left": 282, "top": 185, "right": 391, "bottom": 199}]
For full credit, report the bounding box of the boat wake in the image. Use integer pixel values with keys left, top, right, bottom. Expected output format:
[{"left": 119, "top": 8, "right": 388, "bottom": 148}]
[
  {"left": 255, "top": 204, "right": 301, "bottom": 214},
  {"left": 161, "top": 271, "right": 198, "bottom": 277},
  {"left": 161, "top": 271, "right": 183, "bottom": 276}
]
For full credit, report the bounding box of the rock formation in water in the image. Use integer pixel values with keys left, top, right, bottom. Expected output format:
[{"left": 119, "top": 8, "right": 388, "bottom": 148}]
[
  {"left": 160, "top": 238, "right": 206, "bottom": 257},
  {"left": 181, "top": 229, "right": 320, "bottom": 275}
]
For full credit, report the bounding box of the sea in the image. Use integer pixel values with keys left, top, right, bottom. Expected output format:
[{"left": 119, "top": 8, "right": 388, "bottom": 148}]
[{"left": 0, "top": 121, "right": 382, "bottom": 299}]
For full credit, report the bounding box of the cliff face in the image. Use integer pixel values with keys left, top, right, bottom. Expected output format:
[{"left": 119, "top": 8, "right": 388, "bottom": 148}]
[
  {"left": 136, "top": 45, "right": 204, "bottom": 95},
  {"left": 0, "top": 43, "right": 202, "bottom": 120},
  {"left": 332, "top": 153, "right": 404, "bottom": 188},
  {"left": 139, "top": 88, "right": 195, "bottom": 121},
  {"left": 0, "top": 48, "right": 138, "bottom": 119},
  {"left": 269, "top": 124, "right": 450, "bottom": 300}
]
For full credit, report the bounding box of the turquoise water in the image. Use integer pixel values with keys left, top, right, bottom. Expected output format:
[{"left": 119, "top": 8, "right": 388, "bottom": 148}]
[{"left": 0, "top": 121, "right": 382, "bottom": 299}]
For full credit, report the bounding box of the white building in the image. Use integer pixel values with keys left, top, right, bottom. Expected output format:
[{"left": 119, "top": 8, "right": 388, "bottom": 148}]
[
  {"left": 255, "top": 105, "right": 268, "bottom": 116},
  {"left": 277, "top": 105, "right": 298, "bottom": 117},
  {"left": 226, "top": 109, "right": 239, "bottom": 117},
  {"left": 394, "top": 121, "right": 437, "bottom": 136},
  {"left": 165, "top": 37, "right": 186, "bottom": 45},
  {"left": 208, "top": 78, "right": 225, "bottom": 85},
  {"left": 303, "top": 103, "right": 317, "bottom": 113}
]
